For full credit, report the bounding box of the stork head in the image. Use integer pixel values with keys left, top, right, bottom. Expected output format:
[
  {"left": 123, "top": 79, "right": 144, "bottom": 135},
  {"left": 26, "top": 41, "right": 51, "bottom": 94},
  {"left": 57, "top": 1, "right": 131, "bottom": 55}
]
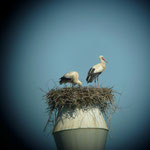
[
  {"left": 77, "top": 80, "right": 82, "bottom": 87},
  {"left": 99, "top": 55, "right": 108, "bottom": 63}
]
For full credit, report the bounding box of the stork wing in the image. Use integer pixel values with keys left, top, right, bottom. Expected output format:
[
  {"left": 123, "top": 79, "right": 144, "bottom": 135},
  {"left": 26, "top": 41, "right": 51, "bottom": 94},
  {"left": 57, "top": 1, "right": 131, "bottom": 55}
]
[
  {"left": 64, "top": 72, "right": 74, "bottom": 78},
  {"left": 88, "top": 67, "right": 95, "bottom": 75}
]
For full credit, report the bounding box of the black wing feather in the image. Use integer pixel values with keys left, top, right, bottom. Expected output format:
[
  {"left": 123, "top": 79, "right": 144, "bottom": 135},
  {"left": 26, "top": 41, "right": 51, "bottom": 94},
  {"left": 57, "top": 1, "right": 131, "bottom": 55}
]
[
  {"left": 86, "top": 67, "right": 95, "bottom": 83},
  {"left": 86, "top": 67, "right": 102, "bottom": 83},
  {"left": 88, "top": 67, "right": 95, "bottom": 75},
  {"left": 59, "top": 76, "right": 72, "bottom": 84}
]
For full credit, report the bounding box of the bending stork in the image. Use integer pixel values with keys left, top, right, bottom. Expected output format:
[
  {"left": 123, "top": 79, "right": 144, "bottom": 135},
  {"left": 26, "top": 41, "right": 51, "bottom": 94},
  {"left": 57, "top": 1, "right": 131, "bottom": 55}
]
[{"left": 59, "top": 71, "right": 82, "bottom": 87}]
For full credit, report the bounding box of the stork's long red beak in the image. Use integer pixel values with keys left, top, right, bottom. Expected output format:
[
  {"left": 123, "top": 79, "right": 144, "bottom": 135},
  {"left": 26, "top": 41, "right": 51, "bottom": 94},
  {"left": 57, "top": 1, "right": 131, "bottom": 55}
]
[{"left": 103, "top": 58, "right": 108, "bottom": 63}]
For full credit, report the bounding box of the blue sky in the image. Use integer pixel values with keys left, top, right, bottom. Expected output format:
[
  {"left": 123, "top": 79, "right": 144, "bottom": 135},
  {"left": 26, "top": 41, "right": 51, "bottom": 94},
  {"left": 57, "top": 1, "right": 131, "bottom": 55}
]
[{"left": 2, "top": 0, "right": 150, "bottom": 149}]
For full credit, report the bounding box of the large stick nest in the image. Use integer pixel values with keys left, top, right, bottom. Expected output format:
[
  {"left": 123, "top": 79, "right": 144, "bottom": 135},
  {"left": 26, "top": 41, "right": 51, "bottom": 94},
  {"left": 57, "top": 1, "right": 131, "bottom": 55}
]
[
  {"left": 46, "top": 87, "right": 115, "bottom": 112},
  {"left": 44, "top": 86, "right": 118, "bottom": 132}
]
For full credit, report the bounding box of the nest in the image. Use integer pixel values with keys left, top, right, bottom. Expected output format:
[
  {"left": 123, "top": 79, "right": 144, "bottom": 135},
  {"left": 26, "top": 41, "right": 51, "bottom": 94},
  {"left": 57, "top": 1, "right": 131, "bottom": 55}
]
[
  {"left": 44, "top": 86, "right": 118, "bottom": 132},
  {"left": 46, "top": 86, "right": 115, "bottom": 112}
]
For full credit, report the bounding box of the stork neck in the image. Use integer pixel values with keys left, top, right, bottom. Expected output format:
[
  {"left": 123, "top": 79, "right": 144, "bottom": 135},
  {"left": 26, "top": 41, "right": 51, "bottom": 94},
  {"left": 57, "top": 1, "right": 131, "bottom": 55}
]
[
  {"left": 100, "top": 59, "right": 105, "bottom": 64},
  {"left": 100, "top": 60, "right": 106, "bottom": 68}
]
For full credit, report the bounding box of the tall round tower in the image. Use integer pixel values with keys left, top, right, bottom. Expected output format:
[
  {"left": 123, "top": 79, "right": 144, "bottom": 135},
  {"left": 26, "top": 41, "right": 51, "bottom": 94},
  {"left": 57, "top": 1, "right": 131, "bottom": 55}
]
[{"left": 53, "top": 107, "right": 108, "bottom": 150}]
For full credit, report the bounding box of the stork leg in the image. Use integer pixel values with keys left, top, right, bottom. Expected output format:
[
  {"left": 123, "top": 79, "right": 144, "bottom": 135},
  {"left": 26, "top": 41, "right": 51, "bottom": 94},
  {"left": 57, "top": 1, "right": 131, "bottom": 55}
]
[
  {"left": 72, "top": 84, "right": 75, "bottom": 88},
  {"left": 97, "top": 77, "right": 100, "bottom": 88},
  {"left": 70, "top": 83, "right": 72, "bottom": 88},
  {"left": 94, "top": 79, "right": 96, "bottom": 88}
]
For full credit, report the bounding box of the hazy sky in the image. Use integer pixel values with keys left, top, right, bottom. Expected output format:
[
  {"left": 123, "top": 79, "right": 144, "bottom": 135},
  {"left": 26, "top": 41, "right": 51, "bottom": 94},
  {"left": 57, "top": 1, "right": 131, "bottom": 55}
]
[{"left": 1, "top": 0, "right": 150, "bottom": 149}]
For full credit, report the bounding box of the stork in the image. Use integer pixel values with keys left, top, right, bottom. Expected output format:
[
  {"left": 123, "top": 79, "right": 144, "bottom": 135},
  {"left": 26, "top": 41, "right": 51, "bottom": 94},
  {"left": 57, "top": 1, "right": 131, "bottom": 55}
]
[
  {"left": 59, "top": 71, "right": 82, "bottom": 87},
  {"left": 86, "top": 56, "right": 108, "bottom": 88}
]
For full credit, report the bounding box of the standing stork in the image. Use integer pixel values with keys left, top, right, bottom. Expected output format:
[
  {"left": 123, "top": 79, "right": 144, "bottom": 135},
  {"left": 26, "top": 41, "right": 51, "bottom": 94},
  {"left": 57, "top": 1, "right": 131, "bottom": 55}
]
[
  {"left": 86, "top": 56, "right": 108, "bottom": 88},
  {"left": 59, "top": 71, "right": 82, "bottom": 87}
]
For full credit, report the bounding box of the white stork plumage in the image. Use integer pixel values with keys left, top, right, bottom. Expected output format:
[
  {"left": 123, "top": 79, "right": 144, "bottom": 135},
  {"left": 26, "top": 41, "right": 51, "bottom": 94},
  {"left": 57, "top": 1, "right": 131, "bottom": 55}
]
[
  {"left": 86, "top": 55, "right": 108, "bottom": 88},
  {"left": 59, "top": 71, "right": 82, "bottom": 87}
]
